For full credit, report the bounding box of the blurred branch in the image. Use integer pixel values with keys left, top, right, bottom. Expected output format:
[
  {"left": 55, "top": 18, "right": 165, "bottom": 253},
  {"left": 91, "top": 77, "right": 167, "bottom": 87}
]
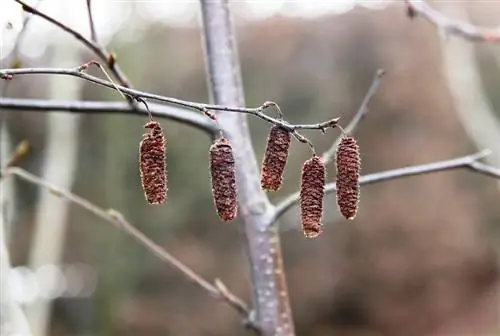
[
  {"left": 0, "top": 220, "right": 32, "bottom": 336},
  {"left": 86, "top": 0, "right": 97, "bottom": 43},
  {"left": 438, "top": 3, "right": 500, "bottom": 183},
  {"left": 321, "top": 69, "right": 385, "bottom": 165},
  {"left": 1, "top": 0, "right": 44, "bottom": 96},
  {"left": 0, "top": 98, "right": 218, "bottom": 135},
  {"left": 0, "top": 67, "right": 340, "bottom": 133},
  {"left": 404, "top": 0, "right": 500, "bottom": 42},
  {"left": 272, "top": 150, "right": 499, "bottom": 223},
  {"left": 200, "top": 1, "right": 294, "bottom": 335},
  {"left": 14, "top": 0, "right": 131, "bottom": 89},
  {"left": 1, "top": 167, "right": 258, "bottom": 332},
  {"left": 0, "top": 144, "right": 32, "bottom": 335}
]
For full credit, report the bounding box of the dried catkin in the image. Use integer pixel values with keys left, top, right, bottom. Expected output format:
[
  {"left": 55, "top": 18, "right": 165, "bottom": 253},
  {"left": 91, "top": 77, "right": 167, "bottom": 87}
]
[
  {"left": 139, "top": 120, "right": 167, "bottom": 204},
  {"left": 210, "top": 136, "right": 238, "bottom": 221},
  {"left": 300, "top": 155, "right": 326, "bottom": 238},
  {"left": 260, "top": 125, "right": 291, "bottom": 191},
  {"left": 336, "top": 135, "right": 360, "bottom": 220}
]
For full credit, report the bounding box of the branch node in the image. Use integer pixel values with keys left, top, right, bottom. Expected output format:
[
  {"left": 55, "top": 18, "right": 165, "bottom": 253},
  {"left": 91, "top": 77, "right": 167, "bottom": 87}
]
[{"left": 108, "top": 52, "right": 117, "bottom": 68}]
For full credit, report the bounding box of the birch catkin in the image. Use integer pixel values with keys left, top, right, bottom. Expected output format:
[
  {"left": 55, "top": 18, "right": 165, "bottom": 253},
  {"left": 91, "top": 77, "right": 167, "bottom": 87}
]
[
  {"left": 300, "top": 155, "right": 326, "bottom": 238},
  {"left": 209, "top": 136, "right": 238, "bottom": 221},
  {"left": 336, "top": 135, "right": 360, "bottom": 220},
  {"left": 260, "top": 125, "right": 291, "bottom": 191},
  {"left": 139, "top": 120, "right": 167, "bottom": 204}
]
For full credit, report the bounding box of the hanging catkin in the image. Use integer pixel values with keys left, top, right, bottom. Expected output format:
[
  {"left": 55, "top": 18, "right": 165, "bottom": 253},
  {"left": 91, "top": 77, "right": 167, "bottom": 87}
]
[
  {"left": 209, "top": 136, "right": 237, "bottom": 221},
  {"left": 260, "top": 125, "right": 291, "bottom": 191},
  {"left": 300, "top": 155, "right": 326, "bottom": 238},
  {"left": 139, "top": 120, "right": 167, "bottom": 204},
  {"left": 336, "top": 135, "right": 360, "bottom": 220}
]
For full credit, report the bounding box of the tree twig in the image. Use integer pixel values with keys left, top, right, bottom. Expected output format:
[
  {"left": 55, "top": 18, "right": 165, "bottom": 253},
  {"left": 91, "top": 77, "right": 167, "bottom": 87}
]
[
  {"left": 321, "top": 69, "right": 385, "bottom": 165},
  {"left": 14, "top": 0, "right": 131, "bottom": 88},
  {"left": 272, "top": 150, "right": 499, "bottom": 224},
  {"left": 404, "top": 0, "right": 500, "bottom": 42},
  {"left": 0, "top": 67, "right": 340, "bottom": 134},
  {"left": 199, "top": 1, "right": 294, "bottom": 335},
  {"left": 0, "top": 98, "right": 218, "bottom": 135},
  {"left": 85, "top": 0, "right": 97, "bottom": 43},
  {"left": 1, "top": 166, "right": 259, "bottom": 332}
]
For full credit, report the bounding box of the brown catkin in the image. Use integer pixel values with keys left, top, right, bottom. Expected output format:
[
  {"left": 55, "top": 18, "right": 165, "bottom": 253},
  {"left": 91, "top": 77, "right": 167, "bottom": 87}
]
[
  {"left": 300, "top": 155, "right": 326, "bottom": 238},
  {"left": 336, "top": 135, "right": 360, "bottom": 220},
  {"left": 209, "top": 136, "right": 237, "bottom": 221},
  {"left": 260, "top": 125, "right": 291, "bottom": 191},
  {"left": 139, "top": 120, "right": 167, "bottom": 204}
]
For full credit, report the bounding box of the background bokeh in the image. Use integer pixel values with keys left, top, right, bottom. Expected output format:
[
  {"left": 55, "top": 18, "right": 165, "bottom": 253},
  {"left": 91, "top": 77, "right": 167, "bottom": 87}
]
[{"left": 1, "top": 1, "right": 499, "bottom": 335}]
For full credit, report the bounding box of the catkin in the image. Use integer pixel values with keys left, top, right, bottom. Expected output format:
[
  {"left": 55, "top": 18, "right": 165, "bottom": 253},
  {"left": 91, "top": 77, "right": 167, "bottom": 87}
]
[
  {"left": 336, "top": 135, "right": 360, "bottom": 220},
  {"left": 210, "top": 136, "right": 238, "bottom": 221},
  {"left": 300, "top": 155, "right": 326, "bottom": 238},
  {"left": 260, "top": 125, "right": 291, "bottom": 191},
  {"left": 139, "top": 120, "right": 167, "bottom": 204}
]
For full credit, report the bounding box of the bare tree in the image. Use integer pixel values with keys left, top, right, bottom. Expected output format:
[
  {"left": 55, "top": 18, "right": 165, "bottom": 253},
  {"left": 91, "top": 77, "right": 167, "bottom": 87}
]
[{"left": 1, "top": 1, "right": 500, "bottom": 335}]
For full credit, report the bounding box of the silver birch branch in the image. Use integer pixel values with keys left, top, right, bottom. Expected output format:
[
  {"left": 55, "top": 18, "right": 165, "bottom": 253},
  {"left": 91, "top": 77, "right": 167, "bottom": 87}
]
[{"left": 199, "top": 1, "right": 295, "bottom": 335}]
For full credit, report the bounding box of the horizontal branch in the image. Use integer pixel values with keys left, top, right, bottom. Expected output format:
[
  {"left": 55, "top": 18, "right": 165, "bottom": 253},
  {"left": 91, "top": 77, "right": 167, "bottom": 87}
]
[
  {"left": 0, "top": 67, "right": 340, "bottom": 134},
  {"left": 0, "top": 98, "right": 218, "bottom": 135},
  {"left": 1, "top": 166, "right": 259, "bottom": 332},
  {"left": 405, "top": 0, "right": 500, "bottom": 42},
  {"left": 271, "top": 149, "right": 500, "bottom": 224}
]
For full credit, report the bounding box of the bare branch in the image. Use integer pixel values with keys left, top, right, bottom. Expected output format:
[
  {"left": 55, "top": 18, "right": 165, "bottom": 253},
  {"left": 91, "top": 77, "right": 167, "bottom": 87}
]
[
  {"left": 0, "top": 67, "right": 340, "bottom": 134},
  {"left": 405, "top": 0, "right": 500, "bottom": 42},
  {"left": 322, "top": 69, "right": 385, "bottom": 165},
  {"left": 200, "top": 1, "right": 294, "bottom": 335},
  {"left": 272, "top": 150, "right": 498, "bottom": 224},
  {"left": 15, "top": 0, "right": 131, "bottom": 88},
  {"left": 0, "top": 98, "right": 218, "bottom": 135},
  {"left": 1, "top": 167, "right": 258, "bottom": 331},
  {"left": 86, "top": 0, "right": 97, "bottom": 43}
]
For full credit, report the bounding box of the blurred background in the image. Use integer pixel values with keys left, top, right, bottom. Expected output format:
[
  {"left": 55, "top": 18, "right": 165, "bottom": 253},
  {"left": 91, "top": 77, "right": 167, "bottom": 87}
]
[{"left": 1, "top": 0, "right": 499, "bottom": 335}]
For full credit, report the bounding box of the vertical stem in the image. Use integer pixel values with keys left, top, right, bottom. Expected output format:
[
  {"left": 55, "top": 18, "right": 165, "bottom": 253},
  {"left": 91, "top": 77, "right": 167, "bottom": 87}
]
[
  {"left": 199, "top": 1, "right": 295, "bottom": 335},
  {"left": 0, "top": 218, "right": 32, "bottom": 335},
  {"left": 25, "top": 39, "right": 83, "bottom": 336}
]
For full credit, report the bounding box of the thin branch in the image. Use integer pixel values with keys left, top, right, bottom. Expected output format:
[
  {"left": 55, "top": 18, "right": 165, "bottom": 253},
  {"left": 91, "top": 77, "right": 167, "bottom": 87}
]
[
  {"left": 86, "top": 0, "right": 97, "bottom": 43},
  {"left": 1, "top": 166, "right": 258, "bottom": 332},
  {"left": 14, "top": 0, "right": 132, "bottom": 88},
  {"left": 321, "top": 69, "right": 385, "bottom": 165},
  {"left": 0, "top": 98, "right": 218, "bottom": 135},
  {"left": 1, "top": 0, "right": 44, "bottom": 97},
  {"left": 404, "top": 0, "right": 500, "bottom": 43},
  {"left": 272, "top": 150, "right": 498, "bottom": 224},
  {"left": 200, "top": 1, "right": 294, "bottom": 335},
  {"left": 0, "top": 67, "right": 340, "bottom": 133}
]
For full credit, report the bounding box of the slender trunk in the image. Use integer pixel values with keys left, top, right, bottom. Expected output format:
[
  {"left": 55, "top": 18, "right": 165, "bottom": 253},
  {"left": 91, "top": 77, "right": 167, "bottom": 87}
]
[
  {"left": 25, "top": 40, "right": 83, "bottom": 336},
  {"left": 199, "top": 1, "right": 295, "bottom": 335},
  {"left": 0, "top": 221, "right": 33, "bottom": 335},
  {"left": 440, "top": 4, "right": 500, "bottom": 170},
  {"left": 0, "top": 122, "right": 16, "bottom": 242}
]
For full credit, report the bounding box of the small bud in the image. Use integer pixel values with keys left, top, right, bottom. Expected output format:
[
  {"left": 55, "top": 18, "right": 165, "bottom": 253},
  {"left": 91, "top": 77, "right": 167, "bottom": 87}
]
[
  {"left": 210, "top": 136, "right": 238, "bottom": 221},
  {"left": 139, "top": 120, "right": 167, "bottom": 204},
  {"left": 406, "top": 5, "right": 417, "bottom": 18},
  {"left": 108, "top": 52, "right": 117, "bottom": 68},
  {"left": 336, "top": 136, "right": 361, "bottom": 220},
  {"left": 260, "top": 125, "right": 291, "bottom": 191},
  {"left": 300, "top": 155, "right": 326, "bottom": 238}
]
